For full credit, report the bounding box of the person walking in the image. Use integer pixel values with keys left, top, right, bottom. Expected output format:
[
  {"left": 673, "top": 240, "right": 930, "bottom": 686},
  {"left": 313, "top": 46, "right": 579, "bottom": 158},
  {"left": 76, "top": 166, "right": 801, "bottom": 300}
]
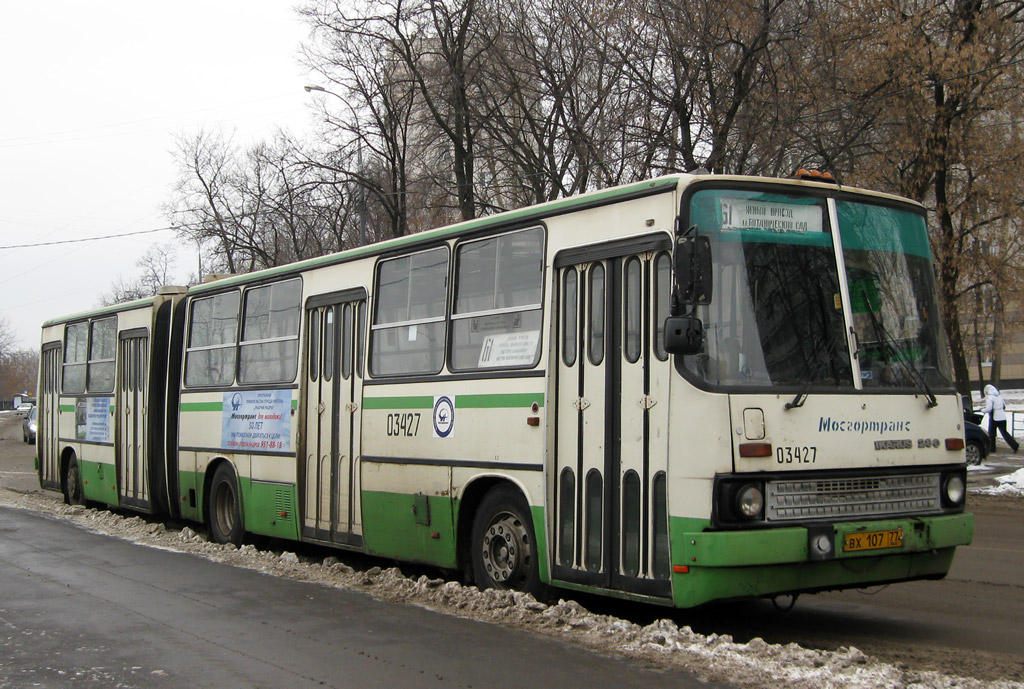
[{"left": 983, "top": 384, "right": 1019, "bottom": 453}]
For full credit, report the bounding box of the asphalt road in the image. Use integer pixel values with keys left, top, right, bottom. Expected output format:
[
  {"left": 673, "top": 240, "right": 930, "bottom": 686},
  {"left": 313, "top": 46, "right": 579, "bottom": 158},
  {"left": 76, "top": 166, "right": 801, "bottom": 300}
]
[
  {"left": 657, "top": 492, "right": 1024, "bottom": 682},
  {"left": 0, "top": 414, "right": 718, "bottom": 689},
  {"left": 0, "top": 506, "right": 724, "bottom": 689},
  {"left": 2, "top": 412, "right": 1023, "bottom": 684}
]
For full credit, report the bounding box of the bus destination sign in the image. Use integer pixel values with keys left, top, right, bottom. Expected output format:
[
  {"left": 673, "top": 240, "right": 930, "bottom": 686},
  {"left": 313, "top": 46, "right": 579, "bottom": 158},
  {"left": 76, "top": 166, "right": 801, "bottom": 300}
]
[{"left": 720, "top": 198, "right": 823, "bottom": 234}]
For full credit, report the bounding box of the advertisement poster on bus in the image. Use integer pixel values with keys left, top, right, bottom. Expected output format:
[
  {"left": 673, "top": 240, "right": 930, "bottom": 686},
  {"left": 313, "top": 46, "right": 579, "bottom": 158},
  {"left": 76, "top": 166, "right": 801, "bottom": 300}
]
[
  {"left": 221, "top": 389, "right": 292, "bottom": 452},
  {"left": 76, "top": 396, "right": 112, "bottom": 443}
]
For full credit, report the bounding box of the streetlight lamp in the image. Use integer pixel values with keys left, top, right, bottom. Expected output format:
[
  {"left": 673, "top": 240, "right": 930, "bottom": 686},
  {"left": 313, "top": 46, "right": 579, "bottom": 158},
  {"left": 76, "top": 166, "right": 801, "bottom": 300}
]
[{"left": 303, "top": 84, "right": 368, "bottom": 247}]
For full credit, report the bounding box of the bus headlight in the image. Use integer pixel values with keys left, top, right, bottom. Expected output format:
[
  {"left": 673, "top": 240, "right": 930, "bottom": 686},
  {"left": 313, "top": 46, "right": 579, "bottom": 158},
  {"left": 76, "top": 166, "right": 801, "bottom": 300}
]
[
  {"left": 943, "top": 473, "right": 965, "bottom": 506},
  {"left": 736, "top": 484, "right": 764, "bottom": 519},
  {"left": 714, "top": 478, "right": 766, "bottom": 525}
]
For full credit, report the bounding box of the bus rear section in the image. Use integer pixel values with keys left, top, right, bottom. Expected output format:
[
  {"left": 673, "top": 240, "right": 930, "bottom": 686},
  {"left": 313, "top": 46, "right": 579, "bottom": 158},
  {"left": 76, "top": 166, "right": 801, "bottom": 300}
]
[{"left": 37, "top": 290, "right": 185, "bottom": 515}]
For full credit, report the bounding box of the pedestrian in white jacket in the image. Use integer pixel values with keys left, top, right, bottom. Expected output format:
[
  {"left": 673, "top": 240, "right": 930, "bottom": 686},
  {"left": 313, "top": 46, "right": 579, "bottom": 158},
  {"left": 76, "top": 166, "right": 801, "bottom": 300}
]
[{"left": 983, "top": 384, "right": 1019, "bottom": 453}]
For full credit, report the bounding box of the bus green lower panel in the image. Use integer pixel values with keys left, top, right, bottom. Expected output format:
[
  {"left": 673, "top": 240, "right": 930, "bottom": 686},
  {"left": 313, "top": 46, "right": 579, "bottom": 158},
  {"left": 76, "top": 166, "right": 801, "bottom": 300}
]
[
  {"left": 669, "top": 512, "right": 974, "bottom": 607},
  {"left": 240, "top": 478, "right": 299, "bottom": 541},
  {"left": 177, "top": 470, "right": 203, "bottom": 522},
  {"left": 672, "top": 548, "right": 958, "bottom": 607},
  {"left": 80, "top": 460, "right": 118, "bottom": 506},
  {"left": 361, "top": 490, "right": 457, "bottom": 568},
  {"left": 531, "top": 505, "right": 550, "bottom": 583}
]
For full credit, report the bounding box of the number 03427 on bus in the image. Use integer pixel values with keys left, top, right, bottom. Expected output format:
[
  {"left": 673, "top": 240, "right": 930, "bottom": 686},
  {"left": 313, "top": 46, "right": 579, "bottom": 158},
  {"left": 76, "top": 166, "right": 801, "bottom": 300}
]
[{"left": 35, "top": 171, "right": 972, "bottom": 608}]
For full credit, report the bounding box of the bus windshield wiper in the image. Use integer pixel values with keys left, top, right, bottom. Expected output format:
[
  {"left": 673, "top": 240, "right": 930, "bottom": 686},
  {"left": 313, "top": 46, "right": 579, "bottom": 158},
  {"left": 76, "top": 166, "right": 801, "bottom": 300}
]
[
  {"left": 785, "top": 380, "right": 812, "bottom": 410},
  {"left": 860, "top": 290, "right": 938, "bottom": 408},
  {"left": 785, "top": 328, "right": 844, "bottom": 410}
]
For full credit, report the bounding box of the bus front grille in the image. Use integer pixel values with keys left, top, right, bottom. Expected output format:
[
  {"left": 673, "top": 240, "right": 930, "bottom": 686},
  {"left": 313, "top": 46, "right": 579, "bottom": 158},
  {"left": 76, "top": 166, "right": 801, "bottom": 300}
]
[{"left": 765, "top": 473, "right": 941, "bottom": 521}]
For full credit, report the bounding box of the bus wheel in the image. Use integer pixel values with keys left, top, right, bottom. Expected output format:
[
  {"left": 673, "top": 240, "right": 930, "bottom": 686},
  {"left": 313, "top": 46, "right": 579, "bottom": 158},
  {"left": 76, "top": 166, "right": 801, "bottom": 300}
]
[
  {"left": 471, "top": 486, "right": 544, "bottom": 597},
  {"left": 64, "top": 455, "right": 85, "bottom": 506},
  {"left": 208, "top": 463, "right": 244, "bottom": 546}
]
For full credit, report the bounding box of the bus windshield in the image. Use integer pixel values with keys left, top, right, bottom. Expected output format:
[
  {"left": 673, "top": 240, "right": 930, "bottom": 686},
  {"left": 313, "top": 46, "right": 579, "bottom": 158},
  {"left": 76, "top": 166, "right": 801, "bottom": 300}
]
[{"left": 681, "top": 187, "right": 952, "bottom": 391}]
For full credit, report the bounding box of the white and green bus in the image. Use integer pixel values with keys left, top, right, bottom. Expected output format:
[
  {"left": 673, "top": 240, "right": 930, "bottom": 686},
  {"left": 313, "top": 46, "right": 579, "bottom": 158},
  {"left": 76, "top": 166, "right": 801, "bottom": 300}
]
[{"left": 36, "top": 172, "right": 973, "bottom": 607}]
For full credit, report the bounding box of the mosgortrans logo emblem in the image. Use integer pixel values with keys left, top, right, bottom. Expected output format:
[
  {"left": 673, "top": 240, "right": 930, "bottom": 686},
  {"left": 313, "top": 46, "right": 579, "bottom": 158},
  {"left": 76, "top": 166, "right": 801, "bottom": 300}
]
[{"left": 433, "top": 395, "right": 455, "bottom": 438}]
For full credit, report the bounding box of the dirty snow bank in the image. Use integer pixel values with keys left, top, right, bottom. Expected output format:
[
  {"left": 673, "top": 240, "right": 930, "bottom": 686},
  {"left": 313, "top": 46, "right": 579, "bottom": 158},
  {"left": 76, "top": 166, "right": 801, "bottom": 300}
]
[
  {"left": 975, "top": 468, "right": 1024, "bottom": 497},
  {"left": 1, "top": 489, "right": 1020, "bottom": 689}
]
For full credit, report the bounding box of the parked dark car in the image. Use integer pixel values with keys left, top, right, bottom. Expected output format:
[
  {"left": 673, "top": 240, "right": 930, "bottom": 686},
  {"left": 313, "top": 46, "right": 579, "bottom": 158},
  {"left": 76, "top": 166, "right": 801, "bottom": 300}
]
[
  {"left": 964, "top": 418, "right": 988, "bottom": 465},
  {"left": 22, "top": 406, "right": 36, "bottom": 444}
]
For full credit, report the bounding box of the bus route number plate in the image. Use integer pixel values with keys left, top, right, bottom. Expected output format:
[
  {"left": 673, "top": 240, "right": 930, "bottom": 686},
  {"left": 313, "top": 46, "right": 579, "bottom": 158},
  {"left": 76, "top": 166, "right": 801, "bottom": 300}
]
[{"left": 843, "top": 528, "right": 903, "bottom": 552}]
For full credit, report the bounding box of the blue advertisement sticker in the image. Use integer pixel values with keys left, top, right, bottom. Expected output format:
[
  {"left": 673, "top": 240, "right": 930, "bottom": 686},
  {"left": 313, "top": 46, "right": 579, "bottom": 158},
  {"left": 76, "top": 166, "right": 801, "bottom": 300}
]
[
  {"left": 78, "top": 396, "right": 112, "bottom": 442},
  {"left": 221, "top": 389, "right": 292, "bottom": 452}
]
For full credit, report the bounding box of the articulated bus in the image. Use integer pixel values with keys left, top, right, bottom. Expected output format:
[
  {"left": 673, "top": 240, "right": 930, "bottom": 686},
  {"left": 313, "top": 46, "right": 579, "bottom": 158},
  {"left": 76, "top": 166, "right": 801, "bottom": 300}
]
[{"left": 36, "top": 172, "right": 973, "bottom": 607}]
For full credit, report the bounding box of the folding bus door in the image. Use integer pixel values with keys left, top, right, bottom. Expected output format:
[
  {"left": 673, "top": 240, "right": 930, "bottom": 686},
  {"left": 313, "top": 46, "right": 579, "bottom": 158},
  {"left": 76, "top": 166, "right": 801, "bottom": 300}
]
[
  {"left": 117, "top": 331, "right": 150, "bottom": 509},
  {"left": 37, "top": 343, "right": 62, "bottom": 491},
  {"left": 552, "top": 237, "right": 673, "bottom": 598},
  {"left": 302, "top": 288, "right": 366, "bottom": 546}
]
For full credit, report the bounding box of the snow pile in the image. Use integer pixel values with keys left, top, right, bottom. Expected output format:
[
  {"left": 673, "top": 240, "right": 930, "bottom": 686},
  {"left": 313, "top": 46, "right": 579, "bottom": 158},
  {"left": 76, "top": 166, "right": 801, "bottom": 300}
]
[
  {"left": 975, "top": 468, "right": 1024, "bottom": 497},
  {"left": 1, "top": 488, "right": 1020, "bottom": 689}
]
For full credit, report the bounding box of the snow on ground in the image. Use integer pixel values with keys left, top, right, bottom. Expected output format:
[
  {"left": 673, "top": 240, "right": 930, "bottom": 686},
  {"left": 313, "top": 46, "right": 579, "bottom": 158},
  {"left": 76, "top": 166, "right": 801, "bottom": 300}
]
[
  {"left": 3, "top": 394, "right": 1022, "bottom": 687},
  {"left": 967, "top": 388, "right": 1024, "bottom": 497},
  {"left": 976, "top": 468, "right": 1024, "bottom": 497},
  {"left": 0, "top": 488, "right": 1020, "bottom": 689}
]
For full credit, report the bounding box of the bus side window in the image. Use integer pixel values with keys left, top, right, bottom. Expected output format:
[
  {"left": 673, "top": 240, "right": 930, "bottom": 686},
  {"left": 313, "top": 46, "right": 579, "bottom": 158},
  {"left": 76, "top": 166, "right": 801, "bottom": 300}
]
[
  {"left": 184, "top": 291, "right": 240, "bottom": 387},
  {"left": 87, "top": 317, "right": 116, "bottom": 393},
  {"left": 370, "top": 248, "right": 448, "bottom": 376},
  {"left": 450, "top": 227, "right": 544, "bottom": 371},
  {"left": 63, "top": 322, "right": 89, "bottom": 394},
  {"left": 239, "top": 278, "right": 302, "bottom": 384}
]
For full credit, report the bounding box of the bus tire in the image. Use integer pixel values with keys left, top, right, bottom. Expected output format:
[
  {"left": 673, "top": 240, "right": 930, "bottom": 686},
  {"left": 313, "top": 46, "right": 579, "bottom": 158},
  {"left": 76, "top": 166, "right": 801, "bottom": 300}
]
[
  {"left": 471, "top": 486, "right": 545, "bottom": 597},
  {"left": 64, "top": 455, "right": 85, "bottom": 506},
  {"left": 207, "top": 463, "right": 244, "bottom": 546}
]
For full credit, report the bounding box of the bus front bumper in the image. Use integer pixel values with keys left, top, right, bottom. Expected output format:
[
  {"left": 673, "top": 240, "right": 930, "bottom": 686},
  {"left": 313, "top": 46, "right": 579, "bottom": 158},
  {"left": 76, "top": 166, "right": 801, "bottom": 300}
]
[{"left": 670, "top": 512, "right": 973, "bottom": 608}]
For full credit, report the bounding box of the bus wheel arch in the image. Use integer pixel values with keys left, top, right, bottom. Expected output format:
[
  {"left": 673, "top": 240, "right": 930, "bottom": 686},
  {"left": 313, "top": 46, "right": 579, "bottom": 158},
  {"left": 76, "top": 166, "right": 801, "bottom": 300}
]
[
  {"left": 465, "top": 480, "right": 545, "bottom": 598},
  {"left": 456, "top": 477, "right": 500, "bottom": 580},
  {"left": 61, "top": 449, "right": 85, "bottom": 506},
  {"left": 205, "top": 459, "right": 244, "bottom": 546}
]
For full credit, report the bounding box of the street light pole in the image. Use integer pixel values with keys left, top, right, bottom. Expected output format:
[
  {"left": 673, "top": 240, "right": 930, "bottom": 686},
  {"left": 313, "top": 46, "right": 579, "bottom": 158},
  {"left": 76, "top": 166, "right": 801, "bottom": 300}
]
[{"left": 304, "top": 84, "right": 367, "bottom": 247}]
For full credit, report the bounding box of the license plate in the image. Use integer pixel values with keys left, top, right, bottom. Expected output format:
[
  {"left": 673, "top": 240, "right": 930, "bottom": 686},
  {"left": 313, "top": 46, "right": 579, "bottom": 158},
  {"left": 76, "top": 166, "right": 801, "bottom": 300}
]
[{"left": 843, "top": 528, "right": 904, "bottom": 552}]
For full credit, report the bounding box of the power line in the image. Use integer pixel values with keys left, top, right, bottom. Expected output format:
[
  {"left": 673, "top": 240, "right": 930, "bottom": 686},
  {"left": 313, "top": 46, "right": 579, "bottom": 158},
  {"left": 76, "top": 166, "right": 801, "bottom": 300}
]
[{"left": 0, "top": 226, "right": 178, "bottom": 250}]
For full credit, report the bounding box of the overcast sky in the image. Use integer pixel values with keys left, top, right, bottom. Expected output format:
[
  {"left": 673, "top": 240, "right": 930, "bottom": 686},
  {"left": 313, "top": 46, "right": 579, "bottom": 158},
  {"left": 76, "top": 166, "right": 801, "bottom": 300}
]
[{"left": 0, "top": 2, "right": 317, "bottom": 350}]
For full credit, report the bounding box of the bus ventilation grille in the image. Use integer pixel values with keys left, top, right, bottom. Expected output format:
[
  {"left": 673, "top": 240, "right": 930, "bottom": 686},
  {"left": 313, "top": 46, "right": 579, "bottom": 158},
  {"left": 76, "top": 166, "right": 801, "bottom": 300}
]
[
  {"left": 765, "top": 473, "right": 941, "bottom": 521},
  {"left": 275, "top": 489, "right": 294, "bottom": 522}
]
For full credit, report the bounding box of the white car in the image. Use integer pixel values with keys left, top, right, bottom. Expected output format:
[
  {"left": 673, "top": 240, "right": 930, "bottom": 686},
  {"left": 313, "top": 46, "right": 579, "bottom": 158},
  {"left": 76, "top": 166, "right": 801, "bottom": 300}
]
[{"left": 15, "top": 403, "right": 33, "bottom": 418}]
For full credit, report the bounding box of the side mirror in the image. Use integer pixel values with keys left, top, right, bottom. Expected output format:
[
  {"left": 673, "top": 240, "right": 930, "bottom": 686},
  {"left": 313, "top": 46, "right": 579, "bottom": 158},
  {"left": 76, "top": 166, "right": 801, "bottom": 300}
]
[
  {"left": 663, "top": 315, "right": 704, "bottom": 355},
  {"left": 675, "top": 236, "right": 712, "bottom": 305}
]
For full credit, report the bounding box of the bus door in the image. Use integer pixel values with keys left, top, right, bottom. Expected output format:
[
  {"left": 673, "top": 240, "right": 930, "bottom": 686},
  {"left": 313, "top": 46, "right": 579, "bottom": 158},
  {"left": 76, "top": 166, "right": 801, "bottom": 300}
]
[
  {"left": 303, "top": 289, "right": 366, "bottom": 546},
  {"left": 552, "top": 239, "right": 673, "bottom": 597},
  {"left": 38, "top": 343, "right": 62, "bottom": 491},
  {"left": 117, "top": 331, "right": 150, "bottom": 509}
]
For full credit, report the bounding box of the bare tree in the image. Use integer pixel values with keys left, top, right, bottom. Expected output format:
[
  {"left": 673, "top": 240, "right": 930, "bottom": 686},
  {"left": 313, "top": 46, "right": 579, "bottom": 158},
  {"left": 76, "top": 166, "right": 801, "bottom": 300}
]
[
  {"left": 166, "top": 128, "right": 245, "bottom": 274},
  {"left": 305, "top": 0, "right": 494, "bottom": 222},
  {"left": 0, "top": 350, "right": 38, "bottom": 401},
  {"left": 303, "top": 28, "right": 420, "bottom": 240},
  {"left": 167, "top": 128, "right": 355, "bottom": 273},
  {"left": 160, "top": 0, "right": 1024, "bottom": 396},
  {"left": 0, "top": 315, "right": 38, "bottom": 400},
  {"left": 100, "top": 242, "right": 183, "bottom": 306},
  {"left": 823, "top": 0, "right": 1024, "bottom": 393},
  {"left": 0, "top": 314, "right": 17, "bottom": 362}
]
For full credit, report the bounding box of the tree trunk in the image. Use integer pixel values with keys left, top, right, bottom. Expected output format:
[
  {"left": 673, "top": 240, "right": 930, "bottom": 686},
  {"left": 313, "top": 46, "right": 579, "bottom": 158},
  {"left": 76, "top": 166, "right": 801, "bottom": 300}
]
[{"left": 991, "top": 294, "right": 1004, "bottom": 387}]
